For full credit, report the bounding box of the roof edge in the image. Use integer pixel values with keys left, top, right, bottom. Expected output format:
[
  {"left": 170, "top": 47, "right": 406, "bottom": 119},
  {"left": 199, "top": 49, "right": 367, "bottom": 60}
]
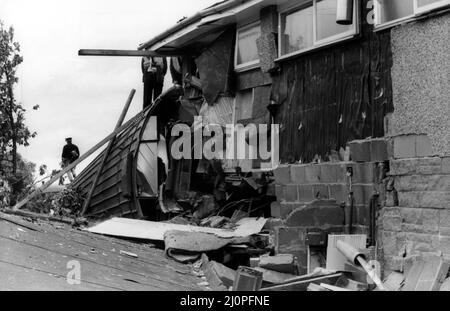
[{"left": 137, "top": 0, "right": 249, "bottom": 51}]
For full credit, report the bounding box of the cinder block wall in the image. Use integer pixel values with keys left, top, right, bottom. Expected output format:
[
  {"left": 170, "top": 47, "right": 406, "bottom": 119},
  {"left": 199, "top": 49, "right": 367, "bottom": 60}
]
[
  {"left": 379, "top": 12, "right": 450, "bottom": 275},
  {"left": 272, "top": 162, "right": 378, "bottom": 231},
  {"left": 271, "top": 160, "right": 381, "bottom": 274}
]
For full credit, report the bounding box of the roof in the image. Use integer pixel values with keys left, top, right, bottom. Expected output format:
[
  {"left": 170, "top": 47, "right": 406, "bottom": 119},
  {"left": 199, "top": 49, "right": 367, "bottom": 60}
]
[
  {"left": 0, "top": 212, "right": 205, "bottom": 290},
  {"left": 138, "top": 0, "right": 287, "bottom": 53}
]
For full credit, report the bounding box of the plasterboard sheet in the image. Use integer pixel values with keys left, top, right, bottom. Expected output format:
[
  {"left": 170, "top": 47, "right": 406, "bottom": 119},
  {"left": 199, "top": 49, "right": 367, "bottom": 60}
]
[{"left": 85, "top": 217, "right": 267, "bottom": 241}]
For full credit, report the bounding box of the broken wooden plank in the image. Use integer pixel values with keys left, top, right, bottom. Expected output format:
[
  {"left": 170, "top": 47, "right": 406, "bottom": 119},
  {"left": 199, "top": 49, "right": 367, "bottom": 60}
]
[
  {"left": 307, "top": 283, "right": 330, "bottom": 291},
  {"left": 78, "top": 49, "right": 175, "bottom": 57},
  {"left": 320, "top": 283, "right": 352, "bottom": 291},
  {"left": 81, "top": 89, "right": 135, "bottom": 215},
  {"left": 259, "top": 273, "right": 343, "bottom": 291}
]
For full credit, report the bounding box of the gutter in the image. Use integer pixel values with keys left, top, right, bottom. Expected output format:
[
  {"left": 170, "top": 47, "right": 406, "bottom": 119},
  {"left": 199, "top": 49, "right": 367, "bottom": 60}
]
[{"left": 137, "top": 0, "right": 249, "bottom": 50}]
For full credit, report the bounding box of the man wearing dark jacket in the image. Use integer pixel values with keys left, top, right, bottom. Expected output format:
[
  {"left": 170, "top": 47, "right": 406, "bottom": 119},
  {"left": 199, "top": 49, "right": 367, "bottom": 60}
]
[
  {"left": 142, "top": 56, "right": 167, "bottom": 109},
  {"left": 61, "top": 137, "right": 80, "bottom": 183}
]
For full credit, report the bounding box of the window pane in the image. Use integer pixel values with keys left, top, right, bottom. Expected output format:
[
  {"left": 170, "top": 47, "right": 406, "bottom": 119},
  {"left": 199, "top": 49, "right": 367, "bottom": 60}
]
[
  {"left": 377, "top": 0, "right": 414, "bottom": 24},
  {"left": 281, "top": 4, "right": 314, "bottom": 55},
  {"left": 417, "top": 0, "right": 447, "bottom": 7},
  {"left": 316, "top": 0, "right": 353, "bottom": 41},
  {"left": 236, "top": 25, "right": 261, "bottom": 65}
]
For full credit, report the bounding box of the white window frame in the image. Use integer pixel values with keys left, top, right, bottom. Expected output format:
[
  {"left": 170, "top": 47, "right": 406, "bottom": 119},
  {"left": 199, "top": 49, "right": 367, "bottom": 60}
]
[
  {"left": 234, "top": 21, "right": 261, "bottom": 72},
  {"left": 277, "top": 0, "right": 359, "bottom": 61},
  {"left": 374, "top": 0, "right": 450, "bottom": 30}
]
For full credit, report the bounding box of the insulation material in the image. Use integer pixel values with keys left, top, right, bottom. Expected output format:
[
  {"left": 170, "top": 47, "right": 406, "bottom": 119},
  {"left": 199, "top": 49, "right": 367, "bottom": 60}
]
[{"left": 325, "top": 234, "right": 367, "bottom": 271}]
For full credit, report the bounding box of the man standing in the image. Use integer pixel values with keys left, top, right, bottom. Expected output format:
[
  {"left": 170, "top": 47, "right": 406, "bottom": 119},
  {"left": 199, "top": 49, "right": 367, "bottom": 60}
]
[
  {"left": 142, "top": 56, "right": 167, "bottom": 109},
  {"left": 61, "top": 137, "right": 80, "bottom": 183}
]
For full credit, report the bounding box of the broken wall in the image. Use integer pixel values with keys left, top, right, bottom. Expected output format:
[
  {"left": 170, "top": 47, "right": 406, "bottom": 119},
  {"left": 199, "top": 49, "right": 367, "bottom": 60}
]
[{"left": 378, "top": 12, "right": 450, "bottom": 276}]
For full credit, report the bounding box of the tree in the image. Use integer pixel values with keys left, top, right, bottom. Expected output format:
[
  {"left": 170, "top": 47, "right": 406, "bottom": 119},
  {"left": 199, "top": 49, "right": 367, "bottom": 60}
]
[
  {"left": 0, "top": 20, "right": 37, "bottom": 175},
  {"left": 1, "top": 20, "right": 38, "bottom": 205}
]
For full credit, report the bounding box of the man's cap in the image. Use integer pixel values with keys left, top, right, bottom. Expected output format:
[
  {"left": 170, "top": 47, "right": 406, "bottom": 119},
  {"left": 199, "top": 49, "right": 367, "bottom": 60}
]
[{"left": 65, "top": 137, "right": 72, "bottom": 141}]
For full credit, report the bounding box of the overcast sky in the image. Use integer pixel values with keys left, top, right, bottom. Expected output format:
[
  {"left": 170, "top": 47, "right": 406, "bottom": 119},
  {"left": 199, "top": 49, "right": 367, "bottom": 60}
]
[{"left": 1, "top": 0, "right": 216, "bottom": 174}]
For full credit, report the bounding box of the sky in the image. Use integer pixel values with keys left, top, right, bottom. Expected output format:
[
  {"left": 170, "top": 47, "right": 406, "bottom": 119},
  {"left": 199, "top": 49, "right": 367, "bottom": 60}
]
[{"left": 0, "top": 0, "right": 217, "bottom": 175}]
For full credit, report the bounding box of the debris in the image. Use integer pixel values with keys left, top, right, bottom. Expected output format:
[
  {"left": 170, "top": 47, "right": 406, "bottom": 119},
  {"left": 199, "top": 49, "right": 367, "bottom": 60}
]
[
  {"left": 254, "top": 267, "right": 297, "bottom": 285},
  {"left": 259, "top": 254, "right": 297, "bottom": 275},
  {"left": 200, "top": 216, "right": 229, "bottom": 228},
  {"left": 233, "top": 266, "right": 263, "bottom": 291},
  {"left": 119, "top": 250, "right": 138, "bottom": 258},
  {"left": 382, "top": 272, "right": 405, "bottom": 291},
  {"left": 319, "top": 283, "right": 352, "bottom": 291},
  {"left": 335, "top": 275, "right": 368, "bottom": 291},
  {"left": 326, "top": 234, "right": 367, "bottom": 271},
  {"left": 307, "top": 283, "right": 330, "bottom": 291},
  {"left": 249, "top": 257, "right": 260, "bottom": 268},
  {"left": 439, "top": 277, "right": 450, "bottom": 291},
  {"left": 201, "top": 254, "right": 235, "bottom": 289},
  {"left": 402, "top": 256, "right": 449, "bottom": 291},
  {"left": 259, "top": 272, "right": 343, "bottom": 291},
  {"left": 86, "top": 217, "right": 267, "bottom": 241},
  {"left": 335, "top": 240, "right": 386, "bottom": 291}
]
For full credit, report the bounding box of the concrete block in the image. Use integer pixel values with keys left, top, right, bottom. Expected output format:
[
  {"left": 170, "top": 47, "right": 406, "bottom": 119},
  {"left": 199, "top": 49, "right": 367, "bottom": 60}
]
[
  {"left": 304, "top": 164, "right": 321, "bottom": 183},
  {"left": 263, "top": 217, "right": 284, "bottom": 231},
  {"left": 398, "top": 191, "right": 450, "bottom": 209},
  {"left": 442, "top": 157, "right": 450, "bottom": 174},
  {"left": 259, "top": 254, "right": 296, "bottom": 274},
  {"left": 400, "top": 208, "right": 423, "bottom": 225},
  {"left": 370, "top": 138, "right": 389, "bottom": 162},
  {"left": 274, "top": 226, "right": 308, "bottom": 267},
  {"left": 319, "top": 163, "right": 339, "bottom": 183},
  {"left": 297, "top": 185, "right": 314, "bottom": 202},
  {"left": 275, "top": 185, "right": 284, "bottom": 201},
  {"left": 415, "top": 135, "right": 433, "bottom": 158},
  {"left": 390, "top": 158, "right": 442, "bottom": 176},
  {"left": 284, "top": 199, "right": 344, "bottom": 228},
  {"left": 352, "top": 184, "right": 374, "bottom": 205},
  {"left": 280, "top": 202, "right": 304, "bottom": 219},
  {"left": 270, "top": 201, "right": 282, "bottom": 218},
  {"left": 351, "top": 162, "right": 376, "bottom": 184},
  {"left": 273, "top": 165, "right": 291, "bottom": 185},
  {"left": 290, "top": 165, "right": 306, "bottom": 184},
  {"left": 355, "top": 205, "right": 370, "bottom": 226},
  {"left": 284, "top": 184, "right": 298, "bottom": 202},
  {"left": 329, "top": 184, "right": 347, "bottom": 203},
  {"left": 394, "top": 135, "right": 416, "bottom": 159},
  {"left": 396, "top": 175, "right": 450, "bottom": 192},
  {"left": 382, "top": 215, "right": 403, "bottom": 232},
  {"left": 312, "top": 184, "right": 329, "bottom": 200},
  {"left": 349, "top": 140, "right": 371, "bottom": 162}
]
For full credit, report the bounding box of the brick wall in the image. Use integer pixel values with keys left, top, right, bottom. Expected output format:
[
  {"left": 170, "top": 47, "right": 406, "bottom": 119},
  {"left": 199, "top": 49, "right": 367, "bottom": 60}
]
[{"left": 379, "top": 151, "right": 450, "bottom": 274}]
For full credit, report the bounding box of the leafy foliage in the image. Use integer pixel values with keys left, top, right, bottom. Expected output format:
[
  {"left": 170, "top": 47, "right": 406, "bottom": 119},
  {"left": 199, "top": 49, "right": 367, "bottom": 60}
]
[{"left": 0, "top": 20, "right": 38, "bottom": 204}]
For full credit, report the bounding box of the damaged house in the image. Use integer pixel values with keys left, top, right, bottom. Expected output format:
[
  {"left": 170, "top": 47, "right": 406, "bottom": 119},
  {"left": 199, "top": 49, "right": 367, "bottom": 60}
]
[{"left": 72, "top": 0, "right": 450, "bottom": 283}]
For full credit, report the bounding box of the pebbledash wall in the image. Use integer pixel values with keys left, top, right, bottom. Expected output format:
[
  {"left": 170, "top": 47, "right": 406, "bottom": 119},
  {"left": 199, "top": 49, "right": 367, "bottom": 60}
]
[{"left": 379, "top": 12, "right": 450, "bottom": 275}]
